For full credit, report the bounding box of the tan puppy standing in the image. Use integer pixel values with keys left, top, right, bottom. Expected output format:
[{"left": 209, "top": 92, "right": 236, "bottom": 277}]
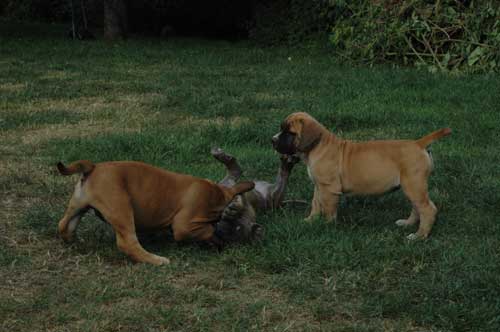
[
  {"left": 272, "top": 112, "right": 451, "bottom": 240},
  {"left": 56, "top": 160, "right": 254, "bottom": 265}
]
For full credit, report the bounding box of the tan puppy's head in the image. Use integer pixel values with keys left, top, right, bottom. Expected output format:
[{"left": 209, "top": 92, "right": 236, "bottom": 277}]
[{"left": 272, "top": 112, "right": 324, "bottom": 154}]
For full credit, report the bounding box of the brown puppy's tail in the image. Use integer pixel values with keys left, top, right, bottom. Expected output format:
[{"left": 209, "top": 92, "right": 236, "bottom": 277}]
[
  {"left": 416, "top": 128, "right": 452, "bottom": 148},
  {"left": 57, "top": 160, "right": 95, "bottom": 176}
]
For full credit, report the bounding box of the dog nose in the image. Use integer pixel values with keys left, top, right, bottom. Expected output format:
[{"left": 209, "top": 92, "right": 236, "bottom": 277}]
[{"left": 271, "top": 134, "right": 279, "bottom": 146}]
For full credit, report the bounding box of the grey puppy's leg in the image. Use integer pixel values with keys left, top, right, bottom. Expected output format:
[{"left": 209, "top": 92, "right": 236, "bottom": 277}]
[
  {"left": 267, "top": 154, "right": 300, "bottom": 209},
  {"left": 211, "top": 147, "right": 260, "bottom": 243},
  {"left": 212, "top": 147, "right": 299, "bottom": 211},
  {"left": 211, "top": 147, "right": 242, "bottom": 187},
  {"left": 211, "top": 148, "right": 299, "bottom": 244}
]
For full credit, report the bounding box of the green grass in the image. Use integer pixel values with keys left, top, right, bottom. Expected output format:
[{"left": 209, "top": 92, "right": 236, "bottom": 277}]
[{"left": 1, "top": 21, "right": 500, "bottom": 332}]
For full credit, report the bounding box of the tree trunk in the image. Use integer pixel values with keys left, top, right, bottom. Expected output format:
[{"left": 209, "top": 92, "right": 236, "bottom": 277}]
[{"left": 103, "top": 0, "right": 128, "bottom": 40}]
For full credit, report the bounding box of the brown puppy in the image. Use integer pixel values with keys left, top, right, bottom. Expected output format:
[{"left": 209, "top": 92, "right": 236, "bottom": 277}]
[
  {"left": 272, "top": 112, "right": 451, "bottom": 240},
  {"left": 56, "top": 160, "right": 254, "bottom": 265}
]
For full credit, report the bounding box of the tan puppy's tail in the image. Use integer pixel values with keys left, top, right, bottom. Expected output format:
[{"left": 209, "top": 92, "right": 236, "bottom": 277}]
[
  {"left": 416, "top": 128, "right": 452, "bottom": 148},
  {"left": 57, "top": 160, "right": 95, "bottom": 176}
]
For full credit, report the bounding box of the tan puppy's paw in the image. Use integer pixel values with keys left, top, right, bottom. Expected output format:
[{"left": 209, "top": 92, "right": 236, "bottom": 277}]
[
  {"left": 395, "top": 219, "right": 413, "bottom": 227},
  {"left": 323, "top": 215, "right": 336, "bottom": 223},
  {"left": 406, "top": 233, "right": 427, "bottom": 241},
  {"left": 304, "top": 215, "right": 320, "bottom": 223},
  {"left": 152, "top": 255, "right": 171, "bottom": 266}
]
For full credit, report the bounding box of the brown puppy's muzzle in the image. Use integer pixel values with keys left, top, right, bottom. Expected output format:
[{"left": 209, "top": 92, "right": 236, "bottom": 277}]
[{"left": 272, "top": 131, "right": 297, "bottom": 155}]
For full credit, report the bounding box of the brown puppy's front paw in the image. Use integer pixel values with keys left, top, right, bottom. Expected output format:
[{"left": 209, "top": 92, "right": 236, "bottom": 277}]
[{"left": 59, "top": 233, "right": 74, "bottom": 243}]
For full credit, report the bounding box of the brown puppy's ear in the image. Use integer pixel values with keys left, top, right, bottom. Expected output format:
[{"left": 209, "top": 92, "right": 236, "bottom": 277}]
[
  {"left": 57, "top": 160, "right": 95, "bottom": 176},
  {"left": 293, "top": 117, "right": 323, "bottom": 152},
  {"left": 229, "top": 181, "right": 255, "bottom": 196},
  {"left": 219, "top": 181, "right": 255, "bottom": 203}
]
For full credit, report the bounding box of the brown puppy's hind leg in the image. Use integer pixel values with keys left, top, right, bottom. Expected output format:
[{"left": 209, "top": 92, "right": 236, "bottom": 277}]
[
  {"left": 58, "top": 182, "right": 89, "bottom": 242},
  {"left": 401, "top": 176, "right": 437, "bottom": 240},
  {"left": 58, "top": 201, "right": 87, "bottom": 242},
  {"left": 92, "top": 196, "right": 170, "bottom": 265}
]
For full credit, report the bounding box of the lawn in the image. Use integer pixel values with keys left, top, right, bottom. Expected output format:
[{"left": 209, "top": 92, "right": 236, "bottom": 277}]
[{"left": 1, "top": 22, "right": 499, "bottom": 332}]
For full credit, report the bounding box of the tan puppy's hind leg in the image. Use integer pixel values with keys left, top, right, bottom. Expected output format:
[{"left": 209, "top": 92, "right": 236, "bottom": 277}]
[
  {"left": 408, "top": 200, "right": 437, "bottom": 240},
  {"left": 401, "top": 176, "right": 437, "bottom": 240},
  {"left": 395, "top": 207, "right": 419, "bottom": 227}
]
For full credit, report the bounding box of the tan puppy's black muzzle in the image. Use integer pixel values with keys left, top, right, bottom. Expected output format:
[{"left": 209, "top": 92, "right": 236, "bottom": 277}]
[{"left": 272, "top": 131, "right": 296, "bottom": 155}]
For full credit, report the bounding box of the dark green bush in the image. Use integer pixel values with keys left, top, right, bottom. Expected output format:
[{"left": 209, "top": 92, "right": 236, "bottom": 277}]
[
  {"left": 2, "top": 0, "right": 498, "bottom": 72},
  {"left": 249, "top": 0, "right": 328, "bottom": 45},
  {"left": 327, "top": 0, "right": 500, "bottom": 72}
]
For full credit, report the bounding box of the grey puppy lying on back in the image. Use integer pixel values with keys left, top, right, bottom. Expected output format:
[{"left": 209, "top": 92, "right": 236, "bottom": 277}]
[{"left": 211, "top": 148, "right": 300, "bottom": 244}]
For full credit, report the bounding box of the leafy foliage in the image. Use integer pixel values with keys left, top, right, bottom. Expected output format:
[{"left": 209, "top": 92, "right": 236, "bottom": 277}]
[
  {"left": 249, "top": 0, "right": 328, "bottom": 45},
  {"left": 327, "top": 0, "right": 500, "bottom": 72},
  {"left": 2, "top": 0, "right": 498, "bottom": 71}
]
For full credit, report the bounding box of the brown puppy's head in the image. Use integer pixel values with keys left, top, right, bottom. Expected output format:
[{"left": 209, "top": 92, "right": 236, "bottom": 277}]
[
  {"left": 195, "top": 181, "right": 255, "bottom": 228},
  {"left": 272, "top": 112, "right": 324, "bottom": 154}
]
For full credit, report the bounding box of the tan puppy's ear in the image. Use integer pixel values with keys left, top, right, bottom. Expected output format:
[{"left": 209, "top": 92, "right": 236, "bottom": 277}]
[{"left": 294, "top": 117, "right": 323, "bottom": 152}]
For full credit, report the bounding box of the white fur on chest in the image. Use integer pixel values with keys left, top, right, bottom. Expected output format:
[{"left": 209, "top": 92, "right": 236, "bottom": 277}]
[{"left": 306, "top": 165, "right": 315, "bottom": 183}]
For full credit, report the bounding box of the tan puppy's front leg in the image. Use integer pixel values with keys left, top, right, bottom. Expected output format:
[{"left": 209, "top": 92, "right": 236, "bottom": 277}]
[
  {"left": 172, "top": 212, "right": 215, "bottom": 243},
  {"left": 305, "top": 186, "right": 321, "bottom": 221},
  {"left": 319, "top": 185, "right": 340, "bottom": 223}
]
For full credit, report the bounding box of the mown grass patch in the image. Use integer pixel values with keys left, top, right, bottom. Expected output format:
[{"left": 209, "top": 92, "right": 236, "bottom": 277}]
[{"left": 1, "top": 21, "right": 499, "bottom": 332}]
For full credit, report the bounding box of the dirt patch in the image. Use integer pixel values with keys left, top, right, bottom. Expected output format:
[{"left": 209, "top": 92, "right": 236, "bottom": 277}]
[
  {"left": 39, "top": 70, "right": 77, "bottom": 80},
  {"left": 0, "top": 82, "right": 26, "bottom": 93},
  {"left": 172, "top": 115, "right": 250, "bottom": 128}
]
